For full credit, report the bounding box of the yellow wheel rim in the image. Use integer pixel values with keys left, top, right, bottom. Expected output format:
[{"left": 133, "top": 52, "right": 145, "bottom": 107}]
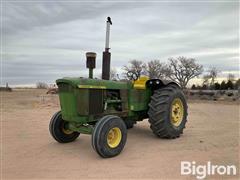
[
  {"left": 171, "top": 98, "right": 184, "bottom": 127},
  {"left": 61, "top": 122, "right": 73, "bottom": 135},
  {"left": 107, "top": 127, "right": 122, "bottom": 148}
]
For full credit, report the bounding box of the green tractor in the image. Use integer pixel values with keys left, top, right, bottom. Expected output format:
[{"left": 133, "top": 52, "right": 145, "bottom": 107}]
[{"left": 49, "top": 17, "right": 188, "bottom": 158}]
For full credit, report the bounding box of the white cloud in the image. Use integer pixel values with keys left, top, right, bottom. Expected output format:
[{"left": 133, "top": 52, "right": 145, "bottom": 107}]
[{"left": 2, "top": 1, "right": 239, "bottom": 85}]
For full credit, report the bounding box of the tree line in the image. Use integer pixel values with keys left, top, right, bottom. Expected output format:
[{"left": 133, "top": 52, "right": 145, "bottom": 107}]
[
  {"left": 191, "top": 78, "right": 240, "bottom": 90},
  {"left": 191, "top": 67, "right": 239, "bottom": 90},
  {"left": 111, "top": 56, "right": 239, "bottom": 90}
]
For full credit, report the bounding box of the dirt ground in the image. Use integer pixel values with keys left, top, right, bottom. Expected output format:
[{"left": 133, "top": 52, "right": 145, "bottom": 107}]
[{"left": 1, "top": 89, "right": 239, "bottom": 180}]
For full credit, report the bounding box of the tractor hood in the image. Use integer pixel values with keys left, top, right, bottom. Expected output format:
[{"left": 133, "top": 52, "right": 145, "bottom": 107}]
[{"left": 56, "top": 77, "right": 132, "bottom": 90}]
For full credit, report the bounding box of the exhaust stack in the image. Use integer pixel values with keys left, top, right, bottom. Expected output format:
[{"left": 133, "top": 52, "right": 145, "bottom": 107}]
[{"left": 102, "top": 17, "right": 112, "bottom": 80}]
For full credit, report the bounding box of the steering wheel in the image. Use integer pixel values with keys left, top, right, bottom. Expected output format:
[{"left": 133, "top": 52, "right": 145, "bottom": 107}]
[{"left": 127, "top": 71, "right": 138, "bottom": 81}]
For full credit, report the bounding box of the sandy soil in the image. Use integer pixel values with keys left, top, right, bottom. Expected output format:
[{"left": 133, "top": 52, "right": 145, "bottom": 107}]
[{"left": 1, "top": 89, "right": 239, "bottom": 180}]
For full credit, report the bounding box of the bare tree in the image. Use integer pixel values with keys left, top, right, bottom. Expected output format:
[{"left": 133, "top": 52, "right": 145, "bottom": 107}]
[
  {"left": 166, "top": 57, "right": 203, "bottom": 89},
  {"left": 202, "top": 67, "right": 220, "bottom": 88},
  {"left": 122, "top": 60, "right": 145, "bottom": 80},
  {"left": 110, "top": 68, "right": 118, "bottom": 81},
  {"left": 36, "top": 82, "right": 48, "bottom": 89},
  {"left": 202, "top": 74, "right": 211, "bottom": 86},
  {"left": 208, "top": 67, "right": 219, "bottom": 86},
  {"left": 144, "top": 60, "right": 168, "bottom": 79}
]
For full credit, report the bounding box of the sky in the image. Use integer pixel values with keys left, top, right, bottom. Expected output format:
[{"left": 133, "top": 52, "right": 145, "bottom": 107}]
[{"left": 1, "top": 1, "right": 239, "bottom": 86}]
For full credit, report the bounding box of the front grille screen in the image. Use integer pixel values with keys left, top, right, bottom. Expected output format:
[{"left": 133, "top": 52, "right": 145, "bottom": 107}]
[{"left": 89, "top": 89, "right": 104, "bottom": 114}]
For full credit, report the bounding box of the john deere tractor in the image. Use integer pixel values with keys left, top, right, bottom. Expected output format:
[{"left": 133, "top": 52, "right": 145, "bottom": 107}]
[{"left": 49, "top": 17, "right": 188, "bottom": 158}]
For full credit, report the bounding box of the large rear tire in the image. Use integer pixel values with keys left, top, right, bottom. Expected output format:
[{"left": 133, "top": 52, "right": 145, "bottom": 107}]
[
  {"left": 49, "top": 111, "right": 80, "bottom": 143},
  {"left": 92, "top": 115, "right": 127, "bottom": 158},
  {"left": 148, "top": 84, "right": 188, "bottom": 138}
]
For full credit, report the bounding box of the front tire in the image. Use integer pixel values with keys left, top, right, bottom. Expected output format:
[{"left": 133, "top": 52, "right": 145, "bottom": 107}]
[
  {"left": 148, "top": 84, "right": 188, "bottom": 138},
  {"left": 49, "top": 111, "right": 80, "bottom": 143},
  {"left": 92, "top": 115, "right": 127, "bottom": 158}
]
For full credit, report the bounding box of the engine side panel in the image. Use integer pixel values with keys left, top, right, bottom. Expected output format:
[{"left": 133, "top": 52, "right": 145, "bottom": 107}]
[{"left": 128, "top": 88, "right": 151, "bottom": 112}]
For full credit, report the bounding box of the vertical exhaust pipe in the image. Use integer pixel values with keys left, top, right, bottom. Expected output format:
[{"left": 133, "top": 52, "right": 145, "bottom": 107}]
[{"left": 102, "top": 17, "right": 112, "bottom": 80}]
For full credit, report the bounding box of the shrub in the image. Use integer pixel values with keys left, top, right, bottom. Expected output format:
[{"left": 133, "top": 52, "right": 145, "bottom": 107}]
[
  {"left": 226, "top": 80, "right": 234, "bottom": 90},
  {"left": 220, "top": 81, "right": 226, "bottom": 90},
  {"left": 36, "top": 82, "right": 48, "bottom": 89},
  {"left": 214, "top": 82, "right": 221, "bottom": 90},
  {"left": 191, "top": 84, "right": 196, "bottom": 90}
]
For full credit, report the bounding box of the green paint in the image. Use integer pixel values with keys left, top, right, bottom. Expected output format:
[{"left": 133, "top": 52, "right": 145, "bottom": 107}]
[
  {"left": 128, "top": 89, "right": 151, "bottom": 111},
  {"left": 57, "top": 77, "right": 152, "bottom": 135},
  {"left": 57, "top": 77, "right": 131, "bottom": 89},
  {"left": 68, "top": 122, "right": 93, "bottom": 134}
]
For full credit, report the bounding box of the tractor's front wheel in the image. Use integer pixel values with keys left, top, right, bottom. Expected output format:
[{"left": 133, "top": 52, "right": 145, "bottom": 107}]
[
  {"left": 92, "top": 115, "right": 127, "bottom": 158},
  {"left": 148, "top": 84, "right": 188, "bottom": 138},
  {"left": 49, "top": 111, "right": 80, "bottom": 143}
]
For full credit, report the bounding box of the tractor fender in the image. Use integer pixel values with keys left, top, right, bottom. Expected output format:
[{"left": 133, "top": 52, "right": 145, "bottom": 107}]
[{"left": 146, "top": 79, "right": 180, "bottom": 89}]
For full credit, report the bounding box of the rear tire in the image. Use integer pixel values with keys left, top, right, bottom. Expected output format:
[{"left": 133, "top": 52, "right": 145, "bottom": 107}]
[
  {"left": 92, "top": 115, "right": 127, "bottom": 158},
  {"left": 49, "top": 111, "right": 80, "bottom": 143},
  {"left": 148, "top": 84, "right": 188, "bottom": 138}
]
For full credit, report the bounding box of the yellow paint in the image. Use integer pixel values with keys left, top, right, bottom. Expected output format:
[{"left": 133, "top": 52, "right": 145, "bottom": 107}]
[
  {"left": 78, "top": 85, "right": 106, "bottom": 89},
  {"left": 107, "top": 127, "right": 122, "bottom": 148},
  {"left": 133, "top": 76, "right": 149, "bottom": 89},
  {"left": 171, "top": 98, "right": 184, "bottom": 127},
  {"left": 62, "top": 124, "right": 74, "bottom": 135}
]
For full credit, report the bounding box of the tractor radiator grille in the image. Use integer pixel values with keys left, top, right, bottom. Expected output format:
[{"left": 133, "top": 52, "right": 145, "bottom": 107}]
[{"left": 89, "top": 89, "right": 104, "bottom": 114}]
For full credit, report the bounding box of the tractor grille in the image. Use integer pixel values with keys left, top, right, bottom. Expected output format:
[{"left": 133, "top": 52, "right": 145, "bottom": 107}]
[
  {"left": 76, "top": 89, "right": 104, "bottom": 115},
  {"left": 89, "top": 89, "right": 103, "bottom": 114}
]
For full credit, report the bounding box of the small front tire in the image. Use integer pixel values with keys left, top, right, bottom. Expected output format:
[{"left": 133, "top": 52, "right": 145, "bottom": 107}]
[
  {"left": 49, "top": 111, "right": 80, "bottom": 143},
  {"left": 92, "top": 115, "right": 127, "bottom": 158}
]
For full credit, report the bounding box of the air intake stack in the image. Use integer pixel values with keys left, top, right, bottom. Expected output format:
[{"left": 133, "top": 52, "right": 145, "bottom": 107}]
[
  {"left": 86, "top": 52, "right": 96, "bottom": 79},
  {"left": 102, "top": 17, "right": 112, "bottom": 80}
]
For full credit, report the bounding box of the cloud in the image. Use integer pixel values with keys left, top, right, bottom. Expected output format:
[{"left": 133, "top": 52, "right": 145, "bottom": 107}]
[{"left": 2, "top": 1, "right": 239, "bottom": 85}]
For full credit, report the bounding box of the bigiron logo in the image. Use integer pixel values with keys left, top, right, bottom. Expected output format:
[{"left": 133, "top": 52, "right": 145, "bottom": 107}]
[{"left": 181, "top": 161, "right": 237, "bottom": 179}]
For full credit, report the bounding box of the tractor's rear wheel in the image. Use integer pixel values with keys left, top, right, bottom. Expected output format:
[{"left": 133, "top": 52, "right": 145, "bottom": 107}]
[
  {"left": 148, "top": 84, "right": 188, "bottom": 138},
  {"left": 49, "top": 111, "right": 80, "bottom": 143},
  {"left": 92, "top": 115, "right": 127, "bottom": 158}
]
